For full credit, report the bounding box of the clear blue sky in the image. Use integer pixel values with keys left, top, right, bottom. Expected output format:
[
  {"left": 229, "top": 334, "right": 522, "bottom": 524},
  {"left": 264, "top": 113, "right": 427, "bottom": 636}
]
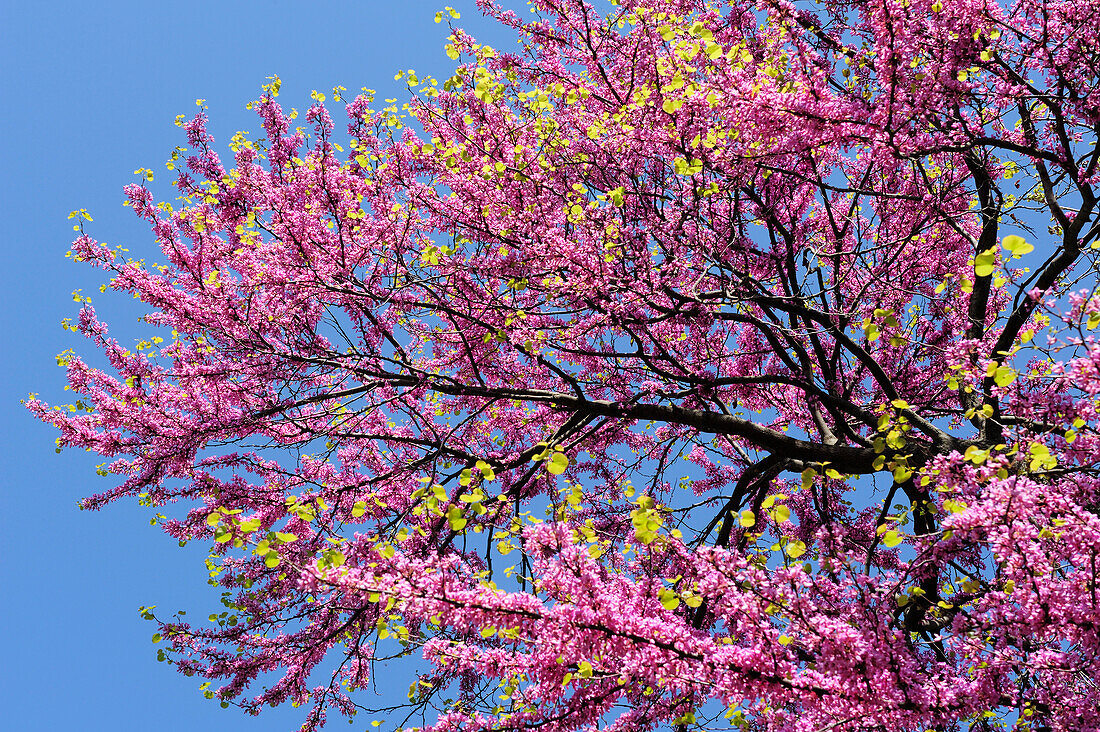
[{"left": 0, "top": 2, "right": 510, "bottom": 730}]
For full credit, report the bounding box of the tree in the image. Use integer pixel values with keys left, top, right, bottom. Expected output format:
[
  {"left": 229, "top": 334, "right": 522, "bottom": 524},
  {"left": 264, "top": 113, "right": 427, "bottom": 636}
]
[{"left": 29, "top": 0, "right": 1100, "bottom": 729}]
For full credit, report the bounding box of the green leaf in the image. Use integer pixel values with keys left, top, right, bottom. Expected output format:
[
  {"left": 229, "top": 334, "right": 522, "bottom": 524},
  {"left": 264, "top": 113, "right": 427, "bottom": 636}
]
[
  {"left": 1002, "top": 235, "right": 1033, "bottom": 257},
  {"left": 547, "top": 452, "right": 569, "bottom": 475},
  {"left": 738, "top": 509, "right": 756, "bottom": 528},
  {"left": 882, "top": 530, "right": 902, "bottom": 548},
  {"left": 264, "top": 553, "right": 281, "bottom": 568},
  {"left": 974, "top": 247, "right": 997, "bottom": 277},
  {"left": 446, "top": 505, "right": 468, "bottom": 531},
  {"left": 1028, "top": 443, "right": 1057, "bottom": 471},
  {"left": 275, "top": 532, "right": 298, "bottom": 543},
  {"left": 944, "top": 498, "right": 968, "bottom": 514},
  {"left": 476, "top": 459, "right": 496, "bottom": 481},
  {"left": 964, "top": 445, "right": 989, "bottom": 464},
  {"left": 770, "top": 504, "right": 791, "bottom": 523},
  {"left": 658, "top": 589, "right": 680, "bottom": 610},
  {"left": 786, "top": 540, "right": 807, "bottom": 558},
  {"left": 351, "top": 501, "right": 367, "bottom": 518},
  {"left": 239, "top": 518, "right": 262, "bottom": 533},
  {"left": 672, "top": 156, "right": 702, "bottom": 175},
  {"left": 993, "top": 366, "right": 1017, "bottom": 387}
]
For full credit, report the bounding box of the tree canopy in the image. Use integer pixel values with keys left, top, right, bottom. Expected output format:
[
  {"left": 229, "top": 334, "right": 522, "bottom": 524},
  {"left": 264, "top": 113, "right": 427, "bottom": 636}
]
[{"left": 30, "top": 0, "right": 1100, "bottom": 730}]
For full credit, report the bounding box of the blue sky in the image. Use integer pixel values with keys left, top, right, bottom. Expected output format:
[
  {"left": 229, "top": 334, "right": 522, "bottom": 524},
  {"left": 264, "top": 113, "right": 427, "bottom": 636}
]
[{"left": 0, "top": 2, "right": 511, "bottom": 730}]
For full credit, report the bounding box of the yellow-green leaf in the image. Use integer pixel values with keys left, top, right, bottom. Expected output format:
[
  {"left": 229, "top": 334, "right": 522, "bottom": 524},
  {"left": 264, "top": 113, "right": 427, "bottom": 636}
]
[
  {"left": 993, "top": 366, "right": 1017, "bottom": 387},
  {"left": 476, "top": 459, "right": 496, "bottom": 481},
  {"left": 658, "top": 589, "right": 680, "bottom": 611},
  {"left": 974, "top": 247, "right": 997, "bottom": 277},
  {"left": 446, "top": 505, "right": 468, "bottom": 531},
  {"left": 1028, "top": 443, "right": 1057, "bottom": 471},
  {"left": 964, "top": 445, "right": 989, "bottom": 464},
  {"left": 1002, "top": 235, "right": 1033, "bottom": 257},
  {"left": 547, "top": 452, "right": 569, "bottom": 475},
  {"left": 944, "top": 498, "right": 968, "bottom": 514}
]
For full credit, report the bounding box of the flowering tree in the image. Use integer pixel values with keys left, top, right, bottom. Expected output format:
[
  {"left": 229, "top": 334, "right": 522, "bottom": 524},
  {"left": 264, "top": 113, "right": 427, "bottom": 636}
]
[{"left": 30, "top": 0, "right": 1100, "bottom": 729}]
